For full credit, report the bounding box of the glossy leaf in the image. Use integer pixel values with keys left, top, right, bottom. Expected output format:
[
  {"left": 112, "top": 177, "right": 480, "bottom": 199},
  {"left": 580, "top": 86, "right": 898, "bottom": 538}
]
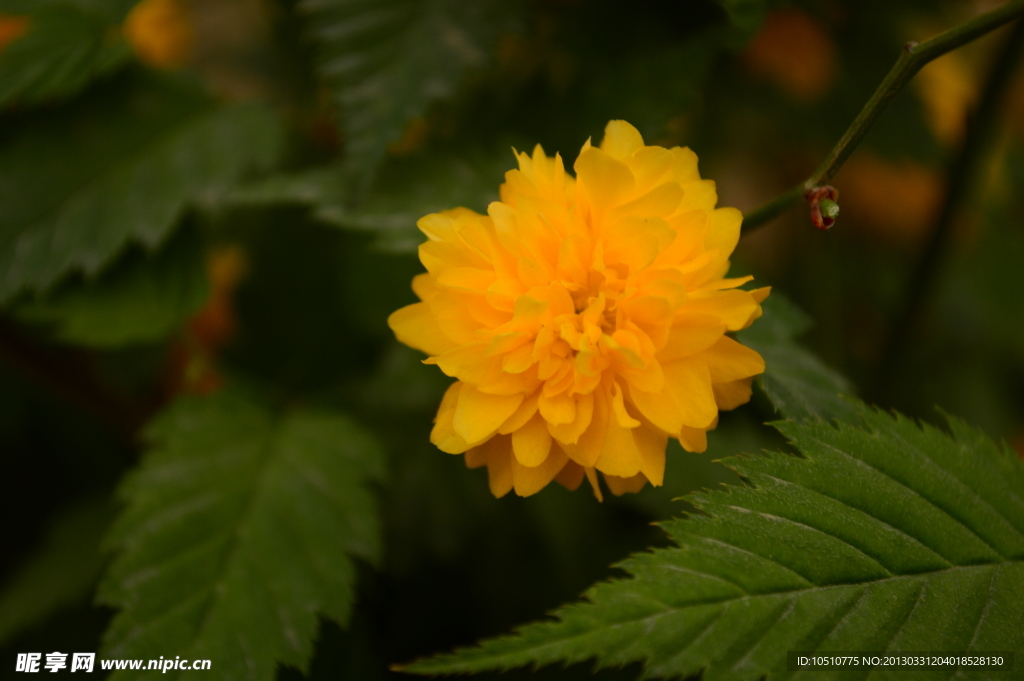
[
  {"left": 0, "top": 3, "right": 131, "bottom": 108},
  {"left": 299, "top": 0, "right": 519, "bottom": 189},
  {"left": 12, "top": 225, "right": 208, "bottom": 347},
  {"left": 98, "top": 389, "right": 386, "bottom": 680},
  {"left": 229, "top": 148, "right": 508, "bottom": 251},
  {"left": 405, "top": 403, "right": 1024, "bottom": 680},
  {"left": 738, "top": 293, "right": 858, "bottom": 422},
  {"left": 0, "top": 71, "right": 283, "bottom": 304}
]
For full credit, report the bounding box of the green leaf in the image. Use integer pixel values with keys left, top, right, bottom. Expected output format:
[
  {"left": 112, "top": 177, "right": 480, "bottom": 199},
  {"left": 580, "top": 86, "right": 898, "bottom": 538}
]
[
  {"left": 0, "top": 3, "right": 131, "bottom": 108},
  {"left": 404, "top": 403, "right": 1024, "bottom": 680},
  {"left": 738, "top": 293, "right": 858, "bottom": 422},
  {"left": 230, "top": 147, "right": 509, "bottom": 251},
  {"left": 98, "top": 389, "right": 386, "bottom": 680},
  {"left": 0, "top": 497, "right": 113, "bottom": 645},
  {"left": 12, "top": 224, "right": 208, "bottom": 347},
  {"left": 0, "top": 71, "right": 283, "bottom": 304},
  {"left": 299, "top": 0, "right": 519, "bottom": 189}
]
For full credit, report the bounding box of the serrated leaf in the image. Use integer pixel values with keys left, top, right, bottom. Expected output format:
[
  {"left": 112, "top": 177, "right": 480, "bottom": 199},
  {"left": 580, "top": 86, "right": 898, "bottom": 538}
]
[
  {"left": 12, "top": 224, "right": 208, "bottom": 347},
  {"left": 98, "top": 389, "right": 386, "bottom": 680},
  {"left": 0, "top": 3, "right": 131, "bottom": 108},
  {"left": 299, "top": 0, "right": 519, "bottom": 189},
  {"left": 0, "top": 497, "right": 113, "bottom": 645},
  {"left": 229, "top": 147, "right": 508, "bottom": 251},
  {"left": 0, "top": 71, "right": 283, "bottom": 304},
  {"left": 405, "top": 403, "right": 1024, "bottom": 680},
  {"left": 738, "top": 293, "right": 857, "bottom": 422}
]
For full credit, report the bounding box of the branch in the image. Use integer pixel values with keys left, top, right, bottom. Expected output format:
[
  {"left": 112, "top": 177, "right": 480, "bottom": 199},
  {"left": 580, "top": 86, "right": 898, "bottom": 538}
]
[
  {"left": 874, "top": 16, "right": 1024, "bottom": 398},
  {"left": 741, "top": 0, "right": 1024, "bottom": 234}
]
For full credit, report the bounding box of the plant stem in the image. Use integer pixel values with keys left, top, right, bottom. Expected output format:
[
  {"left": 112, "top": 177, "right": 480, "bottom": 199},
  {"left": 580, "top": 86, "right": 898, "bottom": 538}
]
[
  {"left": 875, "top": 17, "right": 1024, "bottom": 399},
  {"left": 741, "top": 0, "right": 1024, "bottom": 234}
]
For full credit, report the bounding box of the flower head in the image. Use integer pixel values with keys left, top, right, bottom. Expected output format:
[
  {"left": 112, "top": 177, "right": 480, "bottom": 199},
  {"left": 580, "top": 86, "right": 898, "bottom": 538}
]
[{"left": 389, "top": 121, "right": 768, "bottom": 499}]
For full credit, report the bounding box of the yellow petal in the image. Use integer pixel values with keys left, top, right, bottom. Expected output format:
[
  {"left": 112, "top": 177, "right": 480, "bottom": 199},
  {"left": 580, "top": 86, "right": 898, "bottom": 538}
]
[
  {"left": 678, "top": 425, "right": 708, "bottom": 453},
  {"left": 702, "top": 336, "right": 765, "bottom": 383},
  {"left": 498, "top": 391, "right": 539, "bottom": 434},
  {"left": 683, "top": 289, "right": 760, "bottom": 331},
  {"left": 511, "top": 444, "right": 568, "bottom": 496},
  {"left": 595, "top": 417, "right": 642, "bottom": 478},
  {"left": 659, "top": 315, "right": 725, "bottom": 362},
  {"left": 633, "top": 423, "right": 668, "bottom": 486},
  {"left": 482, "top": 435, "right": 514, "bottom": 497},
  {"left": 605, "top": 216, "right": 675, "bottom": 273},
  {"left": 465, "top": 446, "right": 487, "bottom": 469},
  {"left": 664, "top": 359, "right": 718, "bottom": 428},
  {"left": 571, "top": 387, "right": 610, "bottom": 467},
  {"left": 387, "top": 302, "right": 457, "bottom": 357},
  {"left": 713, "top": 377, "right": 754, "bottom": 411},
  {"left": 670, "top": 147, "right": 701, "bottom": 183},
  {"left": 575, "top": 147, "right": 635, "bottom": 214},
  {"left": 431, "top": 383, "right": 471, "bottom": 454},
  {"left": 610, "top": 182, "right": 683, "bottom": 219},
  {"left": 610, "top": 380, "right": 641, "bottom": 428},
  {"left": 705, "top": 207, "right": 742, "bottom": 267},
  {"left": 629, "top": 357, "right": 716, "bottom": 432},
  {"left": 600, "top": 120, "right": 645, "bottom": 159},
  {"left": 453, "top": 384, "right": 524, "bottom": 444},
  {"left": 548, "top": 391, "right": 593, "bottom": 445},
  {"left": 512, "top": 412, "right": 553, "bottom": 467},
  {"left": 555, "top": 461, "right": 586, "bottom": 491},
  {"left": 538, "top": 391, "right": 576, "bottom": 425},
  {"left": 603, "top": 472, "right": 649, "bottom": 496}
]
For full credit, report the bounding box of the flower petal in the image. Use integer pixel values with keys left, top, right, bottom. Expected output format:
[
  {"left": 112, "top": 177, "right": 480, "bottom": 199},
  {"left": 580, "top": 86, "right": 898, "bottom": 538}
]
[
  {"left": 387, "top": 302, "right": 457, "bottom": 357},
  {"left": 600, "top": 120, "right": 645, "bottom": 159},
  {"left": 603, "top": 472, "right": 649, "bottom": 496},
  {"left": 453, "top": 384, "right": 524, "bottom": 444},
  {"left": 512, "top": 444, "right": 568, "bottom": 496},
  {"left": 702, "top": 336, "right": 766, "bottom": 383},
  {"left": 512, "top": 412, "right": 554, "bottom": 467}
]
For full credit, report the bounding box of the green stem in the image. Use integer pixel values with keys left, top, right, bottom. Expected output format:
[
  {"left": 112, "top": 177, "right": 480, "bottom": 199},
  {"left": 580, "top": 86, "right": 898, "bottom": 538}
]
[
  {"left": 874, "top": 16, "right": 1024, "bottom": 400},
  {"left": 741, "top": 0, "right": 1024, "bottom": 234}
]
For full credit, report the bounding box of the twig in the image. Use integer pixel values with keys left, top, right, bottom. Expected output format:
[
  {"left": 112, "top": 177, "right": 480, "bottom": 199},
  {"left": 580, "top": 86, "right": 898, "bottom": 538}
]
[
  {"left": 741, "top": 0, "right": 1024, "bottom": 234},
  {"left": 874, "top": 17, "right": 1024, "bottom": 398}
]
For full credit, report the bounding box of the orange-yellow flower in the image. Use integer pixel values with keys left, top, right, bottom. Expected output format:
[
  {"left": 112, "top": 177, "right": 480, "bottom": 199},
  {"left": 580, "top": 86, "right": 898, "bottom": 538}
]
[
  {"left": 124, "top": 0, "right": 192, "bottom": 69},
  {"left": 389, "top": 121, "right": 768, "bottom": 499}
]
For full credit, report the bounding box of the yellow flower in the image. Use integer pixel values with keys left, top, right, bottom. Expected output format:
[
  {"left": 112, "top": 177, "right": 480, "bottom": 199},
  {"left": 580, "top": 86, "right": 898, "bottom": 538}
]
[
  {"left": 124, "top": 0, "right": 192, "bottom": 69},
  {"left": 389, "top": 121, "right": 768, "bottom": 499}
]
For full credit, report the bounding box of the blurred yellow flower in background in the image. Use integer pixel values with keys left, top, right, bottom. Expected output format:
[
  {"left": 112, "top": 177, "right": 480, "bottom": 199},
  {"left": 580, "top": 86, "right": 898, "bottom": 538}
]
[
  {"left": 124, "top": 0, "right": 193, "bottom": 69},
  {"left": 390, "top": 121, "right": 768, "bottom": 499}
]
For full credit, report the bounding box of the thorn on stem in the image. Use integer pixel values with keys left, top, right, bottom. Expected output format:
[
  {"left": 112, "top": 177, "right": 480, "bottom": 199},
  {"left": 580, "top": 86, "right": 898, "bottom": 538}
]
[{"left": 806, "top": 185, "right": 839, "bottom": 229}]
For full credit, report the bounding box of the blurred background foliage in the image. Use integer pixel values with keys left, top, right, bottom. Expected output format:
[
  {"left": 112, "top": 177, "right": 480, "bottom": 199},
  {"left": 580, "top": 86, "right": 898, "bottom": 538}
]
[{"left": 1, "top": 0, "right": 1023, "bottom": 678}]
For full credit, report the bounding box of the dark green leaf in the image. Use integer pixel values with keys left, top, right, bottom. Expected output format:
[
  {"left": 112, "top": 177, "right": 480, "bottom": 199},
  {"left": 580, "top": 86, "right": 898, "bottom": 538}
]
[
  {"left": 0, "top": 497, "right": 113, "bottom": 645},
  {"left": 98, "top": 389, "right": 386, "bottom": 680},
  {"left": 230, "top": 147, "right": 509, "bottom": 251},
  {"left": 0, "top": 71, "right": 283, "bottom": 304},
  {"left": 12, "top": 224, "right": 208, "bottom": 347},
  {"left": 738, "top": 293, "right": 857, "bottom": 422},
  {"left": 0, "top": 3, "right": 131, "bottom": 108},
  {"left": 405, "top": 403, "right": 1024, "bottom": 680},
  {"left": 299, "top": 0, "right": 520, "bottom": 189}
]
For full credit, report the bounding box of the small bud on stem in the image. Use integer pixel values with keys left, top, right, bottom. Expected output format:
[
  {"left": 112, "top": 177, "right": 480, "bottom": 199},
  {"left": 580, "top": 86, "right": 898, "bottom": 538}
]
[{"left": 806, "top": 185, "right": 840, "bottom": 229}]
